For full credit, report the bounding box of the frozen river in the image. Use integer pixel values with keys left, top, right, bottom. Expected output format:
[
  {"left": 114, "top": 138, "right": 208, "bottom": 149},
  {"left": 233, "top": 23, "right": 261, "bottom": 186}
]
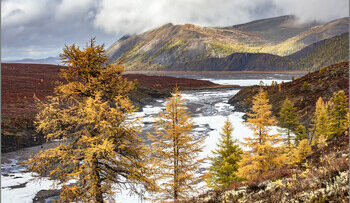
[{"left": 1, "top": 75, "right": 295, "bottom": 203}]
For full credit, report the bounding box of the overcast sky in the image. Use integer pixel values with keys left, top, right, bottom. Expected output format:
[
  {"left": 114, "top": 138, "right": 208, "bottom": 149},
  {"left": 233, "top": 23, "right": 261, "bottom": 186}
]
[{"left": 1, "top": 0, "right": 349, "bottom": 60}]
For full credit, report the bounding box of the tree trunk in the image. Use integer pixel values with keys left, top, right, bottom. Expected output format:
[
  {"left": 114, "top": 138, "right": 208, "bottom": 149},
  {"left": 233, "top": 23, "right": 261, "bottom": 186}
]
[
  {"left": 173, "top": 101, "right": 179, "bottom": 201},
  {"left": 92, "top": 158, "right": 103, "bottom": 203}
]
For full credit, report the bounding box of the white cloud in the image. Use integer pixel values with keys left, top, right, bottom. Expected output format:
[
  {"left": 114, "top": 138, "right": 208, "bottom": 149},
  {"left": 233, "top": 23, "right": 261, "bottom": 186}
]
[
  {"left": 93, "top": 0, "right": 348, "bottom": 35},
  {"left": 93, "top": 0, "right": 278, "bottom": 35},
  {"left": 1, "top": 0, "right": 54, "bottom": 28},
  {"left": 1, "top": 0, "right": 348, "bottom": 60},
  {"left": 273, "top": 0, "right": 349, "bottom": 23},
  {"left": 55, "top": 0, "right": 96, "bottom": 21}
]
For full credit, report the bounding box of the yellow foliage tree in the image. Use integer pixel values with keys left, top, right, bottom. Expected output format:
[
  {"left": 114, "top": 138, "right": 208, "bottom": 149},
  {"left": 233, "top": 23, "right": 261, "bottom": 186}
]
[
  {"left": 238, "top": 88, "right": 285, "bottom": 181},
  {"left": 311, "top": 97, "right": 330, "bottom": 145},
  {"left": 27, "top": 39, "right": 155, "bottom": 202},
  {"left": 288, "top": 139, "right": 312, "bottom": 164},
  {"left": 328, "top": 90, "right": 349, "bottom": 137},
  {"left": 148, "top": 88, "right": 204, "bottom": 202}
]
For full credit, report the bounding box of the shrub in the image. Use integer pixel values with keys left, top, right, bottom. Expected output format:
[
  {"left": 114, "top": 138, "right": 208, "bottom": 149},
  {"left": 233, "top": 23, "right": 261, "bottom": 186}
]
[{"left": 302, "top": 81, "right": 308, "bottom": 91}]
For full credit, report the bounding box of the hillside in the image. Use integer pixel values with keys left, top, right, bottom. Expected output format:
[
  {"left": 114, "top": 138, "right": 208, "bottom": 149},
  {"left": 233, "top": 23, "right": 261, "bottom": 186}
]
[
  {"left": 106, "top": 16, "right": 348, "bottom": 71},
  {"left": 230, "top": 15, "right": 318, "bottom": 44},
  {"left": 166, "top": 52, "right": 291, "bottom": 71},
  {"left": 190, "top": 133, "right": 348, "bottom": 202},
  {"left": 261, "top": 17, "right": 349, "bottom": 56},
  {"left": 106, "top": 23, "right": 266, "bottom": 70},
  {"left": 157, "top": 33, "right": 348, "bottom": 71},
  {"left": 228, "top": 62, "right": 349, "bottom": 128},
  {"left": 189, "top": 62, "right": 350, "bottom": 202},
  {"left": 290, "top": 33, "right": 349, "bottom": 70}
]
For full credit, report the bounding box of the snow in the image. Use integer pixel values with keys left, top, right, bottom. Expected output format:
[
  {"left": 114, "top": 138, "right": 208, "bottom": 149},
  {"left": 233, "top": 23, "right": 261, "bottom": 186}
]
[
  {"left": 1, "top": 159, "right": 58, "bottom": 203},
  {"left": 142, "top": 105, "right": 163, "bottom": 115}
]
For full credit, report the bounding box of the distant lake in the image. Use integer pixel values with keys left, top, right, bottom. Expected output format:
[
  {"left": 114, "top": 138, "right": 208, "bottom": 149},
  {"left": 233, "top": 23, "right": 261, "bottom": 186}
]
[{"left": 126, "top": 71, "right": 305, "bottom": 86}]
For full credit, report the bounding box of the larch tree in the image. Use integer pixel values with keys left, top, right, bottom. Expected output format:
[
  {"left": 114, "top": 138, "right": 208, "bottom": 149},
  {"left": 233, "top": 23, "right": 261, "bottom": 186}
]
[
  {"left": 205, "top": 117, "right": 242, "bottom": 188},
  {"left": 148, "top": 88, "right": 204, "bottom": 202},
  {"left": 311, "top": 97, "right": 330, "bottom": 145},
  {"left": 238, "top": 88, "right": 285, "bottom": 181},
  {"left": 290, "top": 139, "right": 312, "bottom": 164},
  {"left": 328, "top": 90, "right": 349, "bottom": 137},
  {"left": 27, "top": 39, "right": 155, "bottom": 202}
]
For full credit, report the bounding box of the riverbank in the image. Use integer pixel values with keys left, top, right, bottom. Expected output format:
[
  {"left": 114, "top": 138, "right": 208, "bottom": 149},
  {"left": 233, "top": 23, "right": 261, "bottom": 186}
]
[{"left": 1, "top": 63, "right": 235, "bottom": 153}]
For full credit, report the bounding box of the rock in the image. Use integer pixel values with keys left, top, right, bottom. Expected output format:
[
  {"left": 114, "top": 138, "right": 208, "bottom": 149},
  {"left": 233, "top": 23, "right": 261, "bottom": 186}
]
[{"left": 33, "top": 189, "right": 61, "bottom": 203}]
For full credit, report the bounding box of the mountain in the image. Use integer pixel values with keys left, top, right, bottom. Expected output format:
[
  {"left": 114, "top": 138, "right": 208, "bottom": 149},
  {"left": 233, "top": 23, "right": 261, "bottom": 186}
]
[
  {"left": 4, "top": 57, "right": 62, "bottom": 65},
  {"left": 261, "top": 17, "right": 349, "bottom": 56},
  {"left": 289, "top": 33, "right": 349, "bottom": 70},
  {"left": 106, "top": 16, "right": 348, "bottom": 71},
  {"left": 167, "top": 33, "right": 348, "bottom": 71},
  {"left": 106, "top": 23, "right": 267, "bottom": 70}
]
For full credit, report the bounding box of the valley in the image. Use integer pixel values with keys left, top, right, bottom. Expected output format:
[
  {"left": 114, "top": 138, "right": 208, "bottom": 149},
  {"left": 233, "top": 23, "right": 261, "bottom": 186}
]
[{"left": 1, "top": 7, "right": 349, "bottom": 202}]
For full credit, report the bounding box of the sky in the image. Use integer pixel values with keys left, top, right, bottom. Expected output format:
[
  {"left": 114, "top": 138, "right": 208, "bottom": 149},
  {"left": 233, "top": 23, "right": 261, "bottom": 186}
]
[{"left": 1, "top": 0, "right": 349, "bottom": 60}]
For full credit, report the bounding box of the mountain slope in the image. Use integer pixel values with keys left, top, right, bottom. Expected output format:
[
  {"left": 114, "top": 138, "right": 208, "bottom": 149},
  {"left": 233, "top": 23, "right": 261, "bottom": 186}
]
[
  {"left": 261, "top": 17, "right": 349, "bottom": 56},
  {"left": 106, "top": 23, "right": 267, "bottom": 70},
  {"left": 230, "top": 15, "right": 319, "bottom": 44},
  {"left": 228, "top": 62, "right": 349, "bottom": 127},
  {"left": 166, "top": 53, "right": 291, "bottom": 71},
  {"left": 158, "top": 33, "right": 348, "bottom": 71},
  {"left": 107, "top": 16, "right": 348, "bottom": 71},
  {"left": 290, "top": 33, "right": 349, "bottom": 70}
]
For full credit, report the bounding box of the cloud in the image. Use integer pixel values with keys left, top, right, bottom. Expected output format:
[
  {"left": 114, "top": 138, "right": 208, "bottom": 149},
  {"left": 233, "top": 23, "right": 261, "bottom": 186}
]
[
  {"left": 1, "top": 0, "right": 115, "bottom": 60},
  {"left": 93, "top": 0, "right": 281, "bottom": 35},
  {"left": 273, "top": 0, "right": 349, "bottom": 23},
  {"left": 93, "top": 0, "right": 348, "bottom": 35},
  {"left": 1, "top": 0, "right": 348, "bottom": 60}
]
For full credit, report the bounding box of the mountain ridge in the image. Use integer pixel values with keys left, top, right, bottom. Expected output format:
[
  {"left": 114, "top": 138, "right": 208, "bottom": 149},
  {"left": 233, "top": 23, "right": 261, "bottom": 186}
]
[{"left": 106, "top": 16, "right": 348, "bottom": 71}]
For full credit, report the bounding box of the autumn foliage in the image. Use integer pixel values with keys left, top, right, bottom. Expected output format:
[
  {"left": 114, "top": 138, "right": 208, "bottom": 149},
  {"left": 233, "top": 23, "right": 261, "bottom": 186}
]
[
  {"left": 27, "top": 39, "right": 155, "bottom": 202},
  {"left": 148, "top": 88, "right": 204, "bottom": 202},
  {"left": 238, "top": 88, "right": 285, "bottom": 181}
]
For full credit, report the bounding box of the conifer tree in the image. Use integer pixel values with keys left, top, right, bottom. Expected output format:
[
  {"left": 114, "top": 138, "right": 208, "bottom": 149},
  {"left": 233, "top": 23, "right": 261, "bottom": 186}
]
[
  {"left": 27, "top": 39, "right": 155, "bottom": 202},
  {"left": 328, "top": 90, "right": 349, "bottom": 136},
  {"left": 205, "top": 117, "right": 242, "bottom": 188},
  {"left": 149, "top": 88, "right": 204, "bottom": 202},
  {"left": 294, "top": 125, "right": 307, "bottom": 145},
  {"left": 311, "top": 97, "right": 330, "bottom": 144},
  {"left": 238, "top": 88, "right": 285, "bottom": 181},
  {"left": 278, "top": 98, "right": 301, "bottom": 147}
]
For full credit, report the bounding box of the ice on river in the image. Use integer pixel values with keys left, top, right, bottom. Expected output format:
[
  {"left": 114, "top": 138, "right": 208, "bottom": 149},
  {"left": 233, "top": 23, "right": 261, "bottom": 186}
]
[{"left": 1, "top": 77, "right": 285, "bottom": 203}]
